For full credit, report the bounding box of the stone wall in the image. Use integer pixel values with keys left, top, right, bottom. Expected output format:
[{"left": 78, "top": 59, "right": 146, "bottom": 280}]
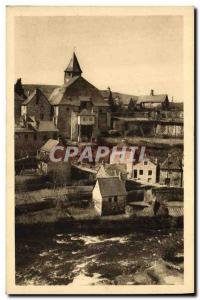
[
  {"left": 101, "top": 195, "right": 126, "bottom": 216},
  {"left": 26, "top": 89, "right": 52, "bottom": 121}
]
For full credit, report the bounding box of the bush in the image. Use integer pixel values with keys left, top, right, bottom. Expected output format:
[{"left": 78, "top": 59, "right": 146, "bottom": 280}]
[{"left": 162, "top": 242, "right": 179, "bottom": 262}]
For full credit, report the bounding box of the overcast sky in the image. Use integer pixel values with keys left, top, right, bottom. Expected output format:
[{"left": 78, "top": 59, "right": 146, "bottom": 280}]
[{"left": 15, "top": 15, "right": 183, "bottom": 101}]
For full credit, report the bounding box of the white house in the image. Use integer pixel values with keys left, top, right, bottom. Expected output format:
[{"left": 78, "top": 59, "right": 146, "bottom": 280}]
[{"left": 132, "top": 158, "right": 157, "bottom": 184}]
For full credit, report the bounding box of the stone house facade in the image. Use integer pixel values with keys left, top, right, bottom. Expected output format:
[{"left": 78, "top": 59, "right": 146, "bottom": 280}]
[
  {"left": 159, "top": 156, "right": 183, "bottom": 187},
  {"left": 21, "top": 88, "right": 53, "bottom": 122},
  {"left": 92, "top": 177, "right": 127, "bottom": 216},
  {"left": 15, "top": 121, "right": 58, "bottom": 158}
]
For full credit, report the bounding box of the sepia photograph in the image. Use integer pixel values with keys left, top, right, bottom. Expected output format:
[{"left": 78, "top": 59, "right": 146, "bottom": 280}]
[{"left": 6, "top": 6, "right": 194, "bottom": 294}]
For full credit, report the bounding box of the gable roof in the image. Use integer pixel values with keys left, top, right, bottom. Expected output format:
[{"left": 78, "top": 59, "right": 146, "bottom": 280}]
[
  {"left": 96, "top": 164, "right": 110, "bottom": 178},
  {"left": 100, "top": 90, "right": 138, "bottom": 105},
  {"left": 48, "top": 76, "right": 81, "bottom": 105},
  {"left": 97, "top": 177, "right": 127, "bottom": 197},
  {"left": 22, "top": 90, "right": 36, "bottom": 105},
  {"left": 133, "top": 158, "right": 157, "bottom": 168},
  {"left": 160, "top": 156, "right": 182, "bottom": 171},
  {"left": 22, "top": 88, "right": 51, "bottom": 106},
  {"left": 65, "top": 52, "right": 82, "bottom": 74},
  {"left": 40, "top": 139, "right": 59, "bottom": 152},
  {"left": 23, "top": 84, "right": 59, "bottom": 99},
  {"left": 105, "top": 164, "right": 127, "bottom": 177},
  {"left": 137, "top": 94, "right": 168, "bottom": 104},
  {"left": 49, "top": 76, "right": 109, "bottom": 107}
]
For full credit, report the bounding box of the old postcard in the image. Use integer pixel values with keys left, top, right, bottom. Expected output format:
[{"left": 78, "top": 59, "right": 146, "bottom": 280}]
[{"left": 7, "top": 6, "right": 194, "bottom": 294}]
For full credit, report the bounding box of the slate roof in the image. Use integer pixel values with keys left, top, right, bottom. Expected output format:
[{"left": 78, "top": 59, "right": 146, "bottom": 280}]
[
  {"left": 65, "top": 52, "right": 82, "bottom": 74},
  {"left": 96, "top": 165, "right": 110, "bottom": 178},
  {"left": 97, "top": 177, "right": 127, "bottom": 197},
  {"left": 137, "top": 94, "right": 168, "bottom": 104},
  {"left": 49, "top": 76, "right": 109, "bottom": 107},
  {"left": 37, "top": 121, "right": 58, "bottom": 132},
  {"left": 40, "top": 139, "right": 59, "bottom": 153},
  {"left": 105, "top": 164, "right": 127, "bottom": 177},
  {"left": 22, "top": 90, "right": 36, "bottom": 105},
  {"left": 100, "top": 90, "right": 138, "bottom": 105},
  {"left": 23, "top": 84, "right": 59, "bottom": 99},
  {"left": 160, "top": 156, "right": 182, "bottom": 171},
  {"left": 133, "top": 158, "right": 157, "bottom": 168},
  {"left": 22, "top": 88, "right": 51, "bottom": 106},
  {"left": 48, "top": 76, "right": 80, "bottom": 105}
]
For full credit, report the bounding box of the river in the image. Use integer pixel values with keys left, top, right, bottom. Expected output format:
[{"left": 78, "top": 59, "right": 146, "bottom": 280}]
[{"left": 16, "top": 229, "right": 183, "bottom": 285}]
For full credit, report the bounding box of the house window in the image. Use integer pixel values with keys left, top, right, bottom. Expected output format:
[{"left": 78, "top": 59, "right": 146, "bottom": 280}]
[
  {"left": 133, "top": 169, "right": 137, "bottom": 178},
  {"left": 108, "top": 197, "right": 112, "bottom": 203},
  {"left": 144, "top": 161, "right": 148, "bottom": 165},
  {"left": 40, "top": 113, "right": 44, "bottom": 120},
  {"left": 148, "top": 170, "right": 152, "bottom": 175},
  {"left": 43, "top": 135, "right": 47, "bottom": 141},
  {"left": 114, "top": 196, "right": 118, "bottom": 202},
  {"left": 66, "top": 107, "right": 70, "bottom": 112},
  {"left": 34, "top": 134, "right": 37, "bottom": 140},
  {"left": 24, "top": 134, "right": 28, "bottom": 140},
  {"left": 139, "top": 170, "right": 143, "bottom": 175}
]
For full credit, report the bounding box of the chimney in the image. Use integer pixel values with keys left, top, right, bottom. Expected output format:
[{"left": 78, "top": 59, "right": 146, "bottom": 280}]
[{"left": 150, "top": 89, "right": 154, "bottom": 96}]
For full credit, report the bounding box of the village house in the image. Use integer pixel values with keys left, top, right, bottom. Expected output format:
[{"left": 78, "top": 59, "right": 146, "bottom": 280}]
[
  {"left": 21, "top": 88, "right": 53, "bottom": 122},
  {"left": 92, "top": 176, "right": 127, "bottom": 216},
  {"left": 136, "top": 89, "right": 169, "bottom": 110},
  {"left": 100, "top": 87, "right": 138, "bottom": 112},
  {"left": 49, "top": 52, "right": 111, "bottom": 141},
  {"left": 159, "top": 156, "right": 183, "bottom": 187},
  {"left": 38, "top": 139, "right": 71, "bottom": 185},
  {"left": 132, "top": 158, "right": 157, "bottom": 184},
  {"left": 15, "top": 120, "right": 58, "bottom": 158}
]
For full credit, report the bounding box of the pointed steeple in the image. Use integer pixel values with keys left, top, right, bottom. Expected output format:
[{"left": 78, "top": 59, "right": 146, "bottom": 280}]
[{"left": 64, "top": 52, "right": 82, "bottom": 83}]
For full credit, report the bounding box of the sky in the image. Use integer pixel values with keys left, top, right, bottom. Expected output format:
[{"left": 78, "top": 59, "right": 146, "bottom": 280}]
[{"left": 15, "top": 15, "right": 183, "bottom": 101}]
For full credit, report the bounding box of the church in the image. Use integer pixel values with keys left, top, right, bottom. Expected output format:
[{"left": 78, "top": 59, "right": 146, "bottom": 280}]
[
  {"left": 15, "top": 52, "right": 111, "bottom": 143},
  {"left": 49, "top": 52, "right": 111, "bottom": 142}
]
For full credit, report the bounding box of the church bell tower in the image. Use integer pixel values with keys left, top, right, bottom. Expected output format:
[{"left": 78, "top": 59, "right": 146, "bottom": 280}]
[{"left": 64, "top": 52, "right": 82, "bottom": 84}]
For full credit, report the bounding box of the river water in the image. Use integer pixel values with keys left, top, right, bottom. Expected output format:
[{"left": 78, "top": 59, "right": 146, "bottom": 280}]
[{"left": 16, "top": 229, "right": 183, "bottom": 285}]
